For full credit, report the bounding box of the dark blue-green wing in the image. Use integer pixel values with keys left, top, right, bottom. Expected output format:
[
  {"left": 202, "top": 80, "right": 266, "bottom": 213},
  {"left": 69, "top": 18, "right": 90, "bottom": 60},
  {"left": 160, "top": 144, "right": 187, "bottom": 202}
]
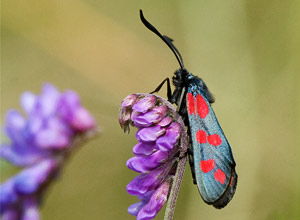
[{"left": 186, "top": 83, "right": 237, "bottom": 209}]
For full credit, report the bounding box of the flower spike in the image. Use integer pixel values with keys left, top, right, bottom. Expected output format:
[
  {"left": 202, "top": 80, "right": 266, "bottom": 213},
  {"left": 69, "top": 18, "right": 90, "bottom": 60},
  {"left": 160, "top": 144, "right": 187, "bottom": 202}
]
[{"left": 119, "top": 94, "right": 188, "bottom": 220}]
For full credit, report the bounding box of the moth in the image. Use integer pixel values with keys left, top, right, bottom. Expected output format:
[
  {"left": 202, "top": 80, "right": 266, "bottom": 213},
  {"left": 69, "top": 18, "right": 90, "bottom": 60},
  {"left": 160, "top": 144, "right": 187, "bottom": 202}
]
[{"left": 140, "top": 10, "right": 237, "bottom": 209}]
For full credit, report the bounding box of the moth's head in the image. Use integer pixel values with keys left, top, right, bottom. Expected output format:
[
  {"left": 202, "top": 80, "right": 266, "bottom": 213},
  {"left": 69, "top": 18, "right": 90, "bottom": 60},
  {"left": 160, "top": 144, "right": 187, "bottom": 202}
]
[{"left": 172, "top": 68, "right": 188, "bottom": 87}]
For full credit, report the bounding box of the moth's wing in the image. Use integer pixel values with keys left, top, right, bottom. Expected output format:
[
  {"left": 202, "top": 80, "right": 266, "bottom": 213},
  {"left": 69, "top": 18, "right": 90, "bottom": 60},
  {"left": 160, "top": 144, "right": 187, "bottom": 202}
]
[{"left": 186, "top": 86, "right": 237, "bottom": 209}]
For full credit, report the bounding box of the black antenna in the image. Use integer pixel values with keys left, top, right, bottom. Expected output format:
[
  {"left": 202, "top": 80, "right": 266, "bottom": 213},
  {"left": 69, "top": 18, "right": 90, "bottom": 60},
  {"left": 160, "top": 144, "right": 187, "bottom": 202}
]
[{"left": 140, "top": 10, "right": 185, "bottom": 69}]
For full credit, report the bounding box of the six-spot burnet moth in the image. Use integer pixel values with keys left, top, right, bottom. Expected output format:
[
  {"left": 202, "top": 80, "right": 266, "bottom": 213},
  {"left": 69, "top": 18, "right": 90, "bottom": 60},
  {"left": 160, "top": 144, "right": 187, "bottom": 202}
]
[{"left": 140, "top": 10, "right": 237, "bottom": 209}]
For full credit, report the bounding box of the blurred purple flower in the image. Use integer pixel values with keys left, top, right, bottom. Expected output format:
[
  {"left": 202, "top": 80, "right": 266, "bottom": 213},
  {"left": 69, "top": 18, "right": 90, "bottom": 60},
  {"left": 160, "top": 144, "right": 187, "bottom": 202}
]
[
  {"left": 119, "top": 94, "right": 187, "bottom": 220},
  {"left": 0, "top": 83, "right": 98, "bottom": 220}
]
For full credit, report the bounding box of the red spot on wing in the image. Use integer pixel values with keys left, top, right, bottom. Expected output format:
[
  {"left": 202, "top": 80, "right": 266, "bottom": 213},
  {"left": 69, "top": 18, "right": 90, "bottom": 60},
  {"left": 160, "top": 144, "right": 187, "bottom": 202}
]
[
  {"left": 214, "top": 169, "right": 226, "bottom": 184},
  {"left": 207, "top": 134, "right": 222, "bottom": 146},
  {"left": 196, "top": 130, "right": 207, "bottom": 143},
  {"left": 187, "top": 93, "right": 196, "bottom": 115},
  {"left": 196, "top": 94, "right": 209, "bottom": 118},
  {"left": 200, "top": 159, "right": 215, "bottom": 173}
]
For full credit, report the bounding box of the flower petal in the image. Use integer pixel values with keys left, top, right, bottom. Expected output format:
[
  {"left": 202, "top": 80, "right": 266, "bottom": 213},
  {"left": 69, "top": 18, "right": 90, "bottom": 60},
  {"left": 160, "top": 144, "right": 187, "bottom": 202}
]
[
  {"left": 58, "top": 91, "right": 95, "bottom": 132},
  {"left": 126, "top": 150, "right": 169, "bottom": 173},
  {"left": 0, "top": 144, "right": 46, "bottom": 167},
  {"left": 128, "top": 201, "right": 146, "bottom": 216},
  {"left": 136, "top": 126, "right": 165, "bottom": 142},
  {"left": 0, "top": 178, "right": 18, "bottom": 207},
  {"left": 27, "top": 115, "right": 43, "bottom": 135},
  {"left": 126, "top": 165, "right": 171, "bottom": 196},
  {"left": 133, "top": 142, "right": 156, "bottom": 156},
  {"left": 137, "top": 181, "right": 170, "bottom": 220},
  {"left": 36, "top": 83, "right": 60, "bottom": 117},
  {"left": 156, "top": 131, "right": 180, "bottom": 152},
  {"left": 61, "top": 90, "right": 80, "bottom": 109},
  {"left": 59, "top": 91, "right": 80, "bottom": 118},
  {"left": 35, "top": 129, "right": 70, "bottom": 150},
  {"left": 127, "top": 191, "right": 155, "bottom": 217},
  {"left": 20, "top": 92, "right": 37, "bottom": 115},
  {"left": 70, "top": 107, "right": 95, "bottom": 131},
  {"left": 4, "top": 110, "right": 26, "bottom": 146},
  {"left": 133, "top": 106, "right": 167, "bottom": 128},
  {"left": 132, "top": 95, "right": 156, "bottom": 113},
  {"left": 168, "top": 122, "right": 181, "bottom": 133},
  {"left": 121, "top": 94, "right": 138, "bottom": 108},
  {"left": 157, "top": 116, "right": 172, "bottom": 127},
  {"left": 14, "top": 159, "right": 57, "bottom": 194}
]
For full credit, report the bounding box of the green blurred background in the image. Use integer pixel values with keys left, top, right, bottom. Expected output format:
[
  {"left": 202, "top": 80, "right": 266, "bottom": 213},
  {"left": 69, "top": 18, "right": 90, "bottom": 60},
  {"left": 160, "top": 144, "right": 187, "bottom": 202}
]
[{"left": 1, "top": 0, "right": 300, "bottom": 219}]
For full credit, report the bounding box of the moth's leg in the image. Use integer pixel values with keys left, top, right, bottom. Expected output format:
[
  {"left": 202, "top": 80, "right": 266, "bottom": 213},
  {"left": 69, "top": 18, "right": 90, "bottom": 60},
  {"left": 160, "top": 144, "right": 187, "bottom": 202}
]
[{"left": 150, "top": 78, "right": 172, "bottom": 101}]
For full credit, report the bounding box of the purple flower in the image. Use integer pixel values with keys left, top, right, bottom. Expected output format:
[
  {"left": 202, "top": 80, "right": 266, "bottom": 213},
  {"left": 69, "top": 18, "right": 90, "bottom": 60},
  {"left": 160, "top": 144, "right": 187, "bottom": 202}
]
[
  {"left": 119, "top": 94, "right": 186, "bottom": 220},
  {"left": 0, "top": 160, "right": 56, "bottom": 219},
  {"left": 0, "top": 83, "right": 98, "bottom": 220},
  {"left": 1, "top": 83, "right": 96, "bottom": 166}
]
